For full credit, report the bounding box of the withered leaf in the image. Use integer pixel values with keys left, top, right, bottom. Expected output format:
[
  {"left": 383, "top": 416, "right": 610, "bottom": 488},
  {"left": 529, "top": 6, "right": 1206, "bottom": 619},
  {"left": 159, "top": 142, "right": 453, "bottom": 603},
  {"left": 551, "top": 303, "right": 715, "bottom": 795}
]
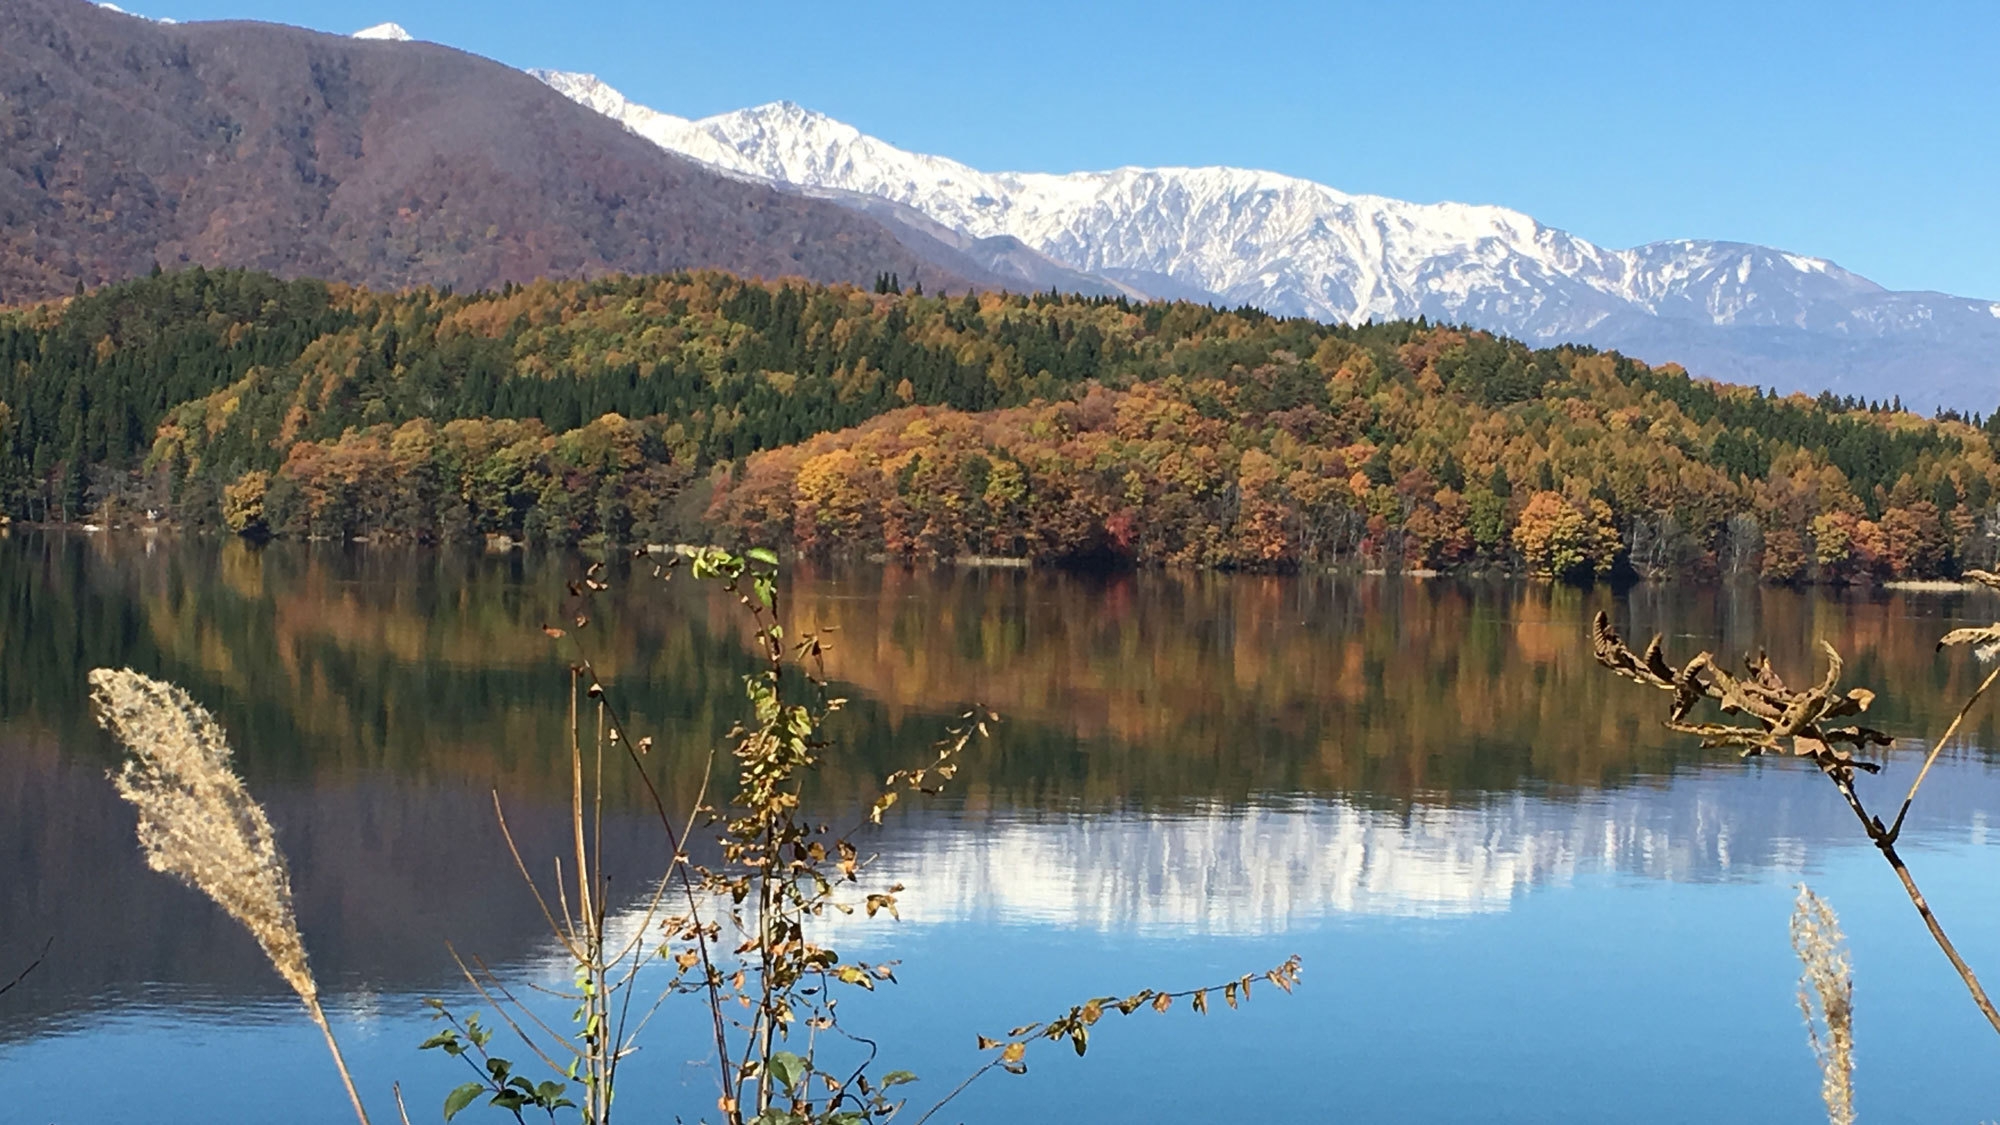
[
  {"left": 1937, "top": 625, "right": 2000, "bottom": 653},
  {"left": 1965, "top": 570, "right": 2000, "bottom": 591}
]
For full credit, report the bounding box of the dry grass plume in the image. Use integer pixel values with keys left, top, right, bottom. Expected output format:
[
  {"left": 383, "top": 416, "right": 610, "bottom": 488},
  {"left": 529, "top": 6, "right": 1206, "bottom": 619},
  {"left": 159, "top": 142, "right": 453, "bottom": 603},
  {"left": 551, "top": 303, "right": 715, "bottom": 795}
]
[
  {"left": 1792, "top": 885, "right": 1856, "bottom": 1125},
  {"left": 89, "top": 667, "right": 372, "bottom": 1124}
]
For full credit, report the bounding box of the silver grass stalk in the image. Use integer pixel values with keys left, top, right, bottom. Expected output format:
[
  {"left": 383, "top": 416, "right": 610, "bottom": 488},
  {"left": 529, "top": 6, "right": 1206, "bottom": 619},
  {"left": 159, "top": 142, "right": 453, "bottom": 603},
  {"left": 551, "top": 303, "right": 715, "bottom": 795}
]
[
  {"left": 89, "top": 668, "right": 372, "bottom": 1125},
  {"left": 1791, "top": 885, "right": 1856, "bottom": 1125}
]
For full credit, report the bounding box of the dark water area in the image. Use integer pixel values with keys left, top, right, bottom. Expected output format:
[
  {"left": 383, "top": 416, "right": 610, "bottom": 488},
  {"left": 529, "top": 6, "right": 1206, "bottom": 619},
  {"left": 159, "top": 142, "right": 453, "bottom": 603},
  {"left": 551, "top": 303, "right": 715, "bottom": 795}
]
[{"left": 2, "top": 531, "right": 1999, "bottom": 1122}]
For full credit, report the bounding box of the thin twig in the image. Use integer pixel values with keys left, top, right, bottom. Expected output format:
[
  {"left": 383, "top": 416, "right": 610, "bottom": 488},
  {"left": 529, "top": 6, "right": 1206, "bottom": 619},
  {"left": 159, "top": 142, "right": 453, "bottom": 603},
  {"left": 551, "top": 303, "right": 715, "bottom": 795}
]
[
  {"left": 306, "top": 995, "right": 374, "bottom": 1125},
  {"left": 466, "top": 952, "right": 588, "bottom": 1063},
  {"left": 569, "top": 672, "right": 594, "bottom": 971},
  {"left": 908, "top": 1059, "right": 1001, "bottom": 1125},
  {"left": 492, "top": 794, "right": 585, "bottom": 962},
  {"left": 0, "top": 936, "right": 52, "bottom": 998},
  {"left": 1828, "top": 773, "right": 2000, "bottom": 1035},
  {"left": 1879, "top": 838, "right": 2000, "bottom": 1035},
  {"left": 558, "top": 639, "right": 734, "bottom": 1113},
  {"left": 445, "top": 944, "right": 577, "bottom": 1073},
  {"left": 1885, "top": 661, "right": 2000, "bottom": 843},
  {"left": 824, "top": 1017, "right": 881, "bottom": 1116},
  {"left": 552, "top": 855, "right": 578, "bottom": 956}
]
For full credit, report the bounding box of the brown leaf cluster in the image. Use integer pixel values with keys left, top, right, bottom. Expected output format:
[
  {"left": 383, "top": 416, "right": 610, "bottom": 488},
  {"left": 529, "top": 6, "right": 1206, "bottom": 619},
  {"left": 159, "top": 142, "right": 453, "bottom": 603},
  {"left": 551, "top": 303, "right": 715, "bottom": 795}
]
[{"left": 1591, "top": 612, "right": 1889, "bottom": 771}]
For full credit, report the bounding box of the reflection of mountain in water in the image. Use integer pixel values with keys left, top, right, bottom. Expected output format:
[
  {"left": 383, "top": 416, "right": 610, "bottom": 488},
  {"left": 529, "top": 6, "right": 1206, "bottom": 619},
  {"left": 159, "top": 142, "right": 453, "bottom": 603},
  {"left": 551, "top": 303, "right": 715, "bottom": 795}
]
[
  {"left": 10, "top": 728, "right": 1999, "bottom": 1042},
  {"left": 858, "top": 762, "right": 2000, "bottom": 931}
]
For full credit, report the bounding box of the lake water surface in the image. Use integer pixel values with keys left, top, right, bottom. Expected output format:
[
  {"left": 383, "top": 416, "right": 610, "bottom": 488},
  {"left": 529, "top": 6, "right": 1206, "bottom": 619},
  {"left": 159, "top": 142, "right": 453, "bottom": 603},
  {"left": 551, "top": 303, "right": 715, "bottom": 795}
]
[{"left": 3, "top": 533, "right": 1999, "bottom": 1123}]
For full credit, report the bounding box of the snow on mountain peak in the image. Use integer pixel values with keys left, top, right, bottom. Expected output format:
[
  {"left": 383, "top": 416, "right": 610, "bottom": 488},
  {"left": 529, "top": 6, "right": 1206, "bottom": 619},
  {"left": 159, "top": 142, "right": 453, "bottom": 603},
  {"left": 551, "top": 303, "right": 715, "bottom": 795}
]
[
  {"left": 625, "top": 100, "right": 1607, "bottom": 328},
  {"left": 531, "top": 69, "right": 1645, "bottom": 326},
  {"left": 352, "top": 22, "right": 413, "bottom": 41},
  {"left": 95, "top": 3, "right": 176, "bottom": 23},
  {"left": 529, "top": 71, "right": 627, "bottom": 116},
  {"left": 530, "top": 71, "right": 760, "bottom": 175},
  {"left": 531, "top": 68, "right": 2000, "bottom": 407}
]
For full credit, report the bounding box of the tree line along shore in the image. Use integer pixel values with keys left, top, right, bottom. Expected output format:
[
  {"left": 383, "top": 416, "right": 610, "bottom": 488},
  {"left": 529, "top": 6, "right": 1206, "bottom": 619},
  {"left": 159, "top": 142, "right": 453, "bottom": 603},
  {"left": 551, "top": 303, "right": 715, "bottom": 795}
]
[{"left": 5, "top": 267, "right": 1996, "bottom": 582}]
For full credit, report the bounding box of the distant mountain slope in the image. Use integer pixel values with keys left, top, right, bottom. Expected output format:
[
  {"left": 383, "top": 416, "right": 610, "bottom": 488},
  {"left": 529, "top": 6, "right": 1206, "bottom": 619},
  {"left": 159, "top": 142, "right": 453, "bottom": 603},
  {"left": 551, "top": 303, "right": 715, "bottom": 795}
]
[
  {"left": 0, "top": 0, "right": 992, "bottom": 304},
  {"left": 525, "top": 70, "right": 1137, "bottom": 301},
  {"left": 537, "top": 73, "right": 2000, "bottom": 410}
]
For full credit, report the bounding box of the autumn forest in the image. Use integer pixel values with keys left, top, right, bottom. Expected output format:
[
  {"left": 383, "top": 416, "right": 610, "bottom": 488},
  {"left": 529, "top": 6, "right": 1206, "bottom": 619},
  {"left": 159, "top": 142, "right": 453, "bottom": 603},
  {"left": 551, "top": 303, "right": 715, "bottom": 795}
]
[{"left": 4, "top": 266, "right": 1997, "bottom": 582}]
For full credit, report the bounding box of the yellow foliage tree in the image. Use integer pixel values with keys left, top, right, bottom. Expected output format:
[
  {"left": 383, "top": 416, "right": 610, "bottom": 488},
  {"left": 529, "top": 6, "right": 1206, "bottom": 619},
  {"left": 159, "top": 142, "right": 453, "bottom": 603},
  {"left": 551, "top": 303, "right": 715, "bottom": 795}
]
[
  {"left": 222, "top": 470, "right": 270, "bottom": 537},
  {"left": 1510, "top": 491, "right": 1619, "bottom": 580}
]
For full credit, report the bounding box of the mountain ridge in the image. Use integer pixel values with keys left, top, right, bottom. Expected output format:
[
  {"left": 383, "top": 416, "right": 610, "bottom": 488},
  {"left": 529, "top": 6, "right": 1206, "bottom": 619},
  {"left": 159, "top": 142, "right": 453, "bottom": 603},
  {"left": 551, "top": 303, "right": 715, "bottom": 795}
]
[
  {"left": 537, "top": 71, "right": 2000, "bottom": 409},
  {"left": 0, "top": 0, "right": 1036, "bottom": 306}
]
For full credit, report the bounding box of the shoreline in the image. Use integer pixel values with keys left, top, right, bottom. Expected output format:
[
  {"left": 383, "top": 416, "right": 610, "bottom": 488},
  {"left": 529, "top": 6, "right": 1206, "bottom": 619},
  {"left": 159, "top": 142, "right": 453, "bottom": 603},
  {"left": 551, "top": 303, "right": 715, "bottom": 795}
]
[{"left": 15, "top": 524, "right": 2000, "bottom": 593}]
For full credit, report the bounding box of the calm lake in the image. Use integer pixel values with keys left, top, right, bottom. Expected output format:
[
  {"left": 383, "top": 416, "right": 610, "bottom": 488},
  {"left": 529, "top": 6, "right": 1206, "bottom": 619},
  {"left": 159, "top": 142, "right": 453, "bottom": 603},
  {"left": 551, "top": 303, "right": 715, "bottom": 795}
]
[{"left": 3, "top": 532, "right": 1999, "bottom": 1123}]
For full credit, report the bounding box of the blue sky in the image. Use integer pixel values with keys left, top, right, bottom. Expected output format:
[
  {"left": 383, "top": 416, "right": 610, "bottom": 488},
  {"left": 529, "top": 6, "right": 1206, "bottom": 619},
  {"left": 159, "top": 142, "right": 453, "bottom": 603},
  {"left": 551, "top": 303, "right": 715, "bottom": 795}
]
[{"left": 133, "top": 0, "right": 2000, "bottom": 298}]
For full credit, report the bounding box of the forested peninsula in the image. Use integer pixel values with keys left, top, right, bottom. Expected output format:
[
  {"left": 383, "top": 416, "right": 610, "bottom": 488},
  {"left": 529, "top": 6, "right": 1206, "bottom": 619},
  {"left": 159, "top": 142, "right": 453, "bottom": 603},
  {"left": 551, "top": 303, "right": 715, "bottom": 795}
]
[{"left": 4, "top": 267, "right": 1996, "bottom": 581}]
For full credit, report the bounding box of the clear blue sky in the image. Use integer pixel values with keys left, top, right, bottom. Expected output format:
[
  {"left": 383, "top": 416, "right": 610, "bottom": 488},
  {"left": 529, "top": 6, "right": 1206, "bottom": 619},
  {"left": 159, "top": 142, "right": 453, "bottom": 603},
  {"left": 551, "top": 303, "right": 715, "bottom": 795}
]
[{"left": 132, "top": 0, "right": 2000, "bottom": 298}]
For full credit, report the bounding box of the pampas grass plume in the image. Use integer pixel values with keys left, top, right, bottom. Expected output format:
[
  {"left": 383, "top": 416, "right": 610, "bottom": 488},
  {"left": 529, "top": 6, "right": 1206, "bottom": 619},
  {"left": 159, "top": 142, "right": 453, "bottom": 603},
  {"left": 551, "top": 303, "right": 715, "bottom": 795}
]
[
  {"left": 1791, "top": 884, "right": 1856, "bottom": 1125},
  {"left": 89, "top": 668, "right": 371, "bottom": 1124}
]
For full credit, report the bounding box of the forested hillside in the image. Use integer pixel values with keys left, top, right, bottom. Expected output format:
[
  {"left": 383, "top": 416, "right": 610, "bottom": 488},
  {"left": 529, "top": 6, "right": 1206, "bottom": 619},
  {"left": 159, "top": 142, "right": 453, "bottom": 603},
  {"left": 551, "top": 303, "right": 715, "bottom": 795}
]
[
  {"left": 0, "top": 0, "right": 971, "bottom": 304},
  {"left": 4, "top": 266, "right": 1997, "bottom": 581}
]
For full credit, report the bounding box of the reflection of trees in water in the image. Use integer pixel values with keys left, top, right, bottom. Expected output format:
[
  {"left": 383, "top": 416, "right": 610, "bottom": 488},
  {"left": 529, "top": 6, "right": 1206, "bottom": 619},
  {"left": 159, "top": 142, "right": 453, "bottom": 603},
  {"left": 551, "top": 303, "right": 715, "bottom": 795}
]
[
  {"left": 6, "top": 534, "right": 2000, "bottom": 812},
  {"left": 768, "top": 564, "right": 2000, "bottom": 801}
]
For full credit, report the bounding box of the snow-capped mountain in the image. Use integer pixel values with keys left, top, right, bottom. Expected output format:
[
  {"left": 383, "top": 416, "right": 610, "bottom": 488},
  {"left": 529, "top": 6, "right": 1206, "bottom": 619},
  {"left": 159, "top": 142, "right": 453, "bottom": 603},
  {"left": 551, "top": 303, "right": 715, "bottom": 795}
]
[
  {"left": 531, "top": 70, "right": 745, "bottom": 173},
  {"left": 93, "top": 2, "right": 174, "bottom": 22},
  {"left": 536, "top": 72, "right": 2000, "bottom": 408},
  {"left": 351, "top": 22, "right": 413, "bottom": 41}
]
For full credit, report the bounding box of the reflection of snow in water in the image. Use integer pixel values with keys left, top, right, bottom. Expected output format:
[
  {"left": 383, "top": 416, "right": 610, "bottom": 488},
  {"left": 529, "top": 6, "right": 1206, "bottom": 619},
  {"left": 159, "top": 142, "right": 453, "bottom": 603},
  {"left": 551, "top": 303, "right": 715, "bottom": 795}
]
[
  {"left": 869, "top": 796, "right": 1686, "bottom": 932},
  {"left": 567, "top": 761, "right": 2000, "bottom": 950},
  {"left": 814, "top": 763, "right": 1998, "bottom": 934}
]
